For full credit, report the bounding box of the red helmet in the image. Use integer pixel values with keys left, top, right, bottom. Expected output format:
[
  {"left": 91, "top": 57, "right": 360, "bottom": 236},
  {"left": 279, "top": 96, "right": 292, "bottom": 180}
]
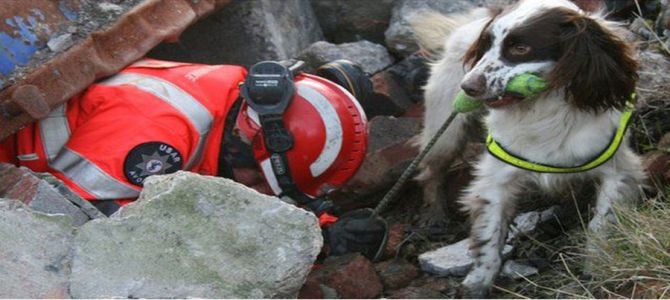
[{"left": 237, "top": 73, "right": 368, "bottom": 197}]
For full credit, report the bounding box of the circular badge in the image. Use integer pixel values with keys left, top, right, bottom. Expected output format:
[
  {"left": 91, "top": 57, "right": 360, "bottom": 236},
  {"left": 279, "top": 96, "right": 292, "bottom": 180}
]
[{"left": 124, "top": 142, "right": 183, "bottom": 186}]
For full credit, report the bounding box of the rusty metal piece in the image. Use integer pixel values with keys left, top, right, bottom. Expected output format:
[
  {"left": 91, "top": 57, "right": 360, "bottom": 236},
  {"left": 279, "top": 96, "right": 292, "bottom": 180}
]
[
  {"left": 10, "top": 85, "right": 49, "bottom": 119},
  {"left": 0, "top": 0, "right": 231, "bottom": 140}
]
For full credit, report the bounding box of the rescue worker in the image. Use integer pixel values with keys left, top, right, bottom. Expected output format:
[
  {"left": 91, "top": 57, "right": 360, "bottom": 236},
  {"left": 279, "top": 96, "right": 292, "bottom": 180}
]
[{"left": 0, "top": 58, "right": 387, "bottom": 260}]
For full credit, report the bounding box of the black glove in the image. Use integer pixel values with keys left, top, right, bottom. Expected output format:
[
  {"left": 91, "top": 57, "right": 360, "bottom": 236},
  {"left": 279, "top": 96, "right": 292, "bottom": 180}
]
[{"left": 324, "top": 208, "right": 389, "bottom": 261}]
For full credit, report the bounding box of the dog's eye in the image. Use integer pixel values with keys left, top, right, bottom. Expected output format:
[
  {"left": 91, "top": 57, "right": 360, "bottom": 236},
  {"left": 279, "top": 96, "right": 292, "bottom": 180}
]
[{"left": 509, "top": 44, "right": 531, "bottom": 56}]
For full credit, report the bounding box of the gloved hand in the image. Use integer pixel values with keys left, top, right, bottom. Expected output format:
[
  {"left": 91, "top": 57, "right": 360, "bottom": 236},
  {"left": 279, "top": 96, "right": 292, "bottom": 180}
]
[{"left": 324, "top": 208, "right": 389, "bottom": 261}]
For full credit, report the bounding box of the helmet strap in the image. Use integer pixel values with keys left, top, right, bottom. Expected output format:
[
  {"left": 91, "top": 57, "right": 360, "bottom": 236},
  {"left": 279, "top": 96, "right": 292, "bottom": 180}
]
[{"left": 239, "top": 61, "right": 336, "bottom": 216}]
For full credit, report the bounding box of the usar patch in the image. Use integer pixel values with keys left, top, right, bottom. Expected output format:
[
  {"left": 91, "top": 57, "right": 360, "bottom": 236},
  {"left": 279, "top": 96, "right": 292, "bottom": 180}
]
[{"left": 124, "top": 142, "right": 183, "bottom": 186}]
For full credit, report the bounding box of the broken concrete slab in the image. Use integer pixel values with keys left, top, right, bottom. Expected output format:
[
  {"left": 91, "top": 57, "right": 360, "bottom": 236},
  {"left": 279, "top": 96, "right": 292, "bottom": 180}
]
[
  {"left": 149, "top": 0, "right": 323, "bottom": 67},
  {"left": 418, "top": 238, "right": 513, "bottom": 277},
  {"left": 299, "top": 40, "right": 394, "bottom": 75},
  {"left": 34, "top": 172, "right": 106, "bottom": 220},
  {"left": 70, "top": 171, "right": 322, "bottom": 298},
  {"left": 0, "top": 163, "right": 98, "bottom": 226},
  {"left": 0, "top": 199, "right": 75, "bottom": 298}
]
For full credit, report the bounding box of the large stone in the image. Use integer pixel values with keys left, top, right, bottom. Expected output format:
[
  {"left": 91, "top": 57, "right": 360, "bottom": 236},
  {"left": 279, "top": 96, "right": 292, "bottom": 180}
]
[
  {"left": 384, "top": 0, "right": 488, "bottom": 56},
  {"left": 149, "top": 0, "right": 323, "bottom": 67},
  {"left": 310, "top": 0, "right": 395, "bottom": 44},
  {"left": 299, "top": 40, "right": 394, "bottom": 74},
  {"left": 0, "top": 199, "right": 75, "bottom": 298},
  {"left": 418, "top": 238, "right": 513, "bottom": 276},
  {"left": 0, "top": 163, "right": 98, "bottom": 226},
  {"left": 70, "top": 171, "right": 322, "bottom": 298}
]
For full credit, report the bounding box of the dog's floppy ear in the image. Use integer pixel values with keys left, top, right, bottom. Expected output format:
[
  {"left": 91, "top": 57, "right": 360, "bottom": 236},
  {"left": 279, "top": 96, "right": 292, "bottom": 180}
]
[{"left": 549, "top": 10, "right": 638, "bottom": 111}]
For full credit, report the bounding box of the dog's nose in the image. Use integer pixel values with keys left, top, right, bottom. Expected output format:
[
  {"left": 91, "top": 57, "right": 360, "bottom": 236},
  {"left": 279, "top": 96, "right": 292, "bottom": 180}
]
[{"left": 461, "top": 75, "right": 486, "bottom": 97}]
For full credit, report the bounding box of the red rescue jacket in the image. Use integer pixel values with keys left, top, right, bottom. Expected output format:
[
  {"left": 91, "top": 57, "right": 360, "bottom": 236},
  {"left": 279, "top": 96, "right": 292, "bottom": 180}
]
[{"left": 0, "top": 59, "right": 247, "bottom": 204}]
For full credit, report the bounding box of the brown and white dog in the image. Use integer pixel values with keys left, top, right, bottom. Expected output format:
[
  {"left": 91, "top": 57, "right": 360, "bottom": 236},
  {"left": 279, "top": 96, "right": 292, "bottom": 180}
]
[{"left": 412, "top": 0, "right": 645, "bottom": 296}]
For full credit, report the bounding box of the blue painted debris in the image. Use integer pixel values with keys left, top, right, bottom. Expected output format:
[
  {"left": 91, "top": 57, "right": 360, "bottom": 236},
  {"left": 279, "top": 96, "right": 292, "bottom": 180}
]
[
  {"left": 0, "top": 11, "right": 47, "bottom": 89},
  {"left": 0, "top": 1, "right": 79, "bottom": 90}
]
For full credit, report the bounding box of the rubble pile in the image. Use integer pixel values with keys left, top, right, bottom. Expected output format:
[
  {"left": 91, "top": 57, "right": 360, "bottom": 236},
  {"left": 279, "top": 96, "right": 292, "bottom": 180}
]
[
  {"left": 0, "top": 0, "right": 669, "bottom": 298},
  {"left": 0, "top": 169, "right": 321, "bottom": 298}
]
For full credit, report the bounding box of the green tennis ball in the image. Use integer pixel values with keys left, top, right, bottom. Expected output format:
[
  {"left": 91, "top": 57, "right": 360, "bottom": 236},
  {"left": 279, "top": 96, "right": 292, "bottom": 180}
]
[
  {"left": 453, "top": 90, "right": 482, "bottom": 113},
  {"left": 505, "top": 73, "right": 548, "bottom": 97},
  {"left": 452, "top": 73, "right": 548, "bottom": 113}
]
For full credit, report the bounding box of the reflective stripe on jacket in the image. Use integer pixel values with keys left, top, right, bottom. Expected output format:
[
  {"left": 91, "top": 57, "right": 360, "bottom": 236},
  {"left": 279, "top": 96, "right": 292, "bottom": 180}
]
[{"left": 0, "top": 59, "right": 247, "bottom": 202}]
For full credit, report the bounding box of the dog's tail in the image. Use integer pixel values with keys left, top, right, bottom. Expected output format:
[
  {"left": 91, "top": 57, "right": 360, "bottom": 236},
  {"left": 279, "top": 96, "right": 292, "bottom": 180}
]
[{"left": 410, "top": 8, "right": 490, "bottom": 56}]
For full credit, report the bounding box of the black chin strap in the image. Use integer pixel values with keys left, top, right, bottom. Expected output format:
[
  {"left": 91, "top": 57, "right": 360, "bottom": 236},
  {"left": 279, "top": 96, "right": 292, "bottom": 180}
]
[
  {"left": 256, "top": 113, "right": 335, "bottom": 215},
  {"left": 232, "top": 61, "right": 336, "bottom": 216}
]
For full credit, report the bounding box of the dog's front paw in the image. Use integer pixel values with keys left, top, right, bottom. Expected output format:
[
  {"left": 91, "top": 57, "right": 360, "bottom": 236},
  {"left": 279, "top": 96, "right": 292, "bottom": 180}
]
[{"left": 461, "top": 268, "right": 495, "bottom": 298}]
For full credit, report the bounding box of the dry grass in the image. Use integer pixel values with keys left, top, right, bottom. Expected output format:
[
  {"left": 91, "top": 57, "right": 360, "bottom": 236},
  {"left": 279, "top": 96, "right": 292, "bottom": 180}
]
[
  {"left": 495, "top": 188, "right": 670, "bottom": 299},
  {"left": 586, "top": 194, "right": 670, "bottom": 298}
]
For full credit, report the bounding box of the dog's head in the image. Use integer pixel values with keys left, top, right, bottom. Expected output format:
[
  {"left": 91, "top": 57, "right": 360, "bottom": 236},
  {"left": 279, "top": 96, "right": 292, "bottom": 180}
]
[{"left": 461, "top": 0, "right": 637, "bottom": 111}]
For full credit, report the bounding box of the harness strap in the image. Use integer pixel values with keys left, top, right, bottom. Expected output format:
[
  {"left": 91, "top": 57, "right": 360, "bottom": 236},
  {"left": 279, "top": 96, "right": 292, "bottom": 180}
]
[{"left": 486, "top": 103, "right": 635, "bottom": 173}]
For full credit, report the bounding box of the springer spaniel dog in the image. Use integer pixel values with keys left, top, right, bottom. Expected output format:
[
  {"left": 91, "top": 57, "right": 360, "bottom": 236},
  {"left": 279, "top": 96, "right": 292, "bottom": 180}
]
[{"left": 412, "top": 0, "right": 645, "bottom": 296}]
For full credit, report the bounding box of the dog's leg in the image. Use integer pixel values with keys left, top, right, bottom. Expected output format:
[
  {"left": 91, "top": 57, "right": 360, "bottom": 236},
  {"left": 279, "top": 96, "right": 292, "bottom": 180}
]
[
  {"left": 416, "top": 112, "right": 480, "bottom": 229},
  {"left": 416, "top": 50, "right": 479, "bottom": 228},
  {"left": 589, "top": 150, "right": 645, "bottom": 235},
  {"left": 460, "top": 160, "right": 519, "bottom": 297}
]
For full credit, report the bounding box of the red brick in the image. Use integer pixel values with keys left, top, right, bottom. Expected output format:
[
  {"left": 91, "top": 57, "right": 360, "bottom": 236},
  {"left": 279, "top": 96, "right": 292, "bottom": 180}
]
[
  {"left": 308, "top": 253, "right": 383, "bottom": 299},
  {"left": 374, "top": 259, "right": 419, "bottom": 290}
]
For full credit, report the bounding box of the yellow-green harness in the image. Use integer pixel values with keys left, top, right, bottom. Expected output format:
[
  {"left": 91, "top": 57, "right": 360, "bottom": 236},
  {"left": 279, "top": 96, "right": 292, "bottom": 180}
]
[{"left": 486, "top": 102, "right": 635, "bottom": 173}]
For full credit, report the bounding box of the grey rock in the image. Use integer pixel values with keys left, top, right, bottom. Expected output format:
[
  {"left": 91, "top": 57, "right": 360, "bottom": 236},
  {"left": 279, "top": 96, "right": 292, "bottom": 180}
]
[
  {"left": 418, "top": 238, "right": 513, "bottom": 276},
  {"left": 299, "top": 40, "right": 394, "bottom": 74},
  {"left": 501, "top": 260, "right": 539, "bottom": 279},
  {"left": 508, "top": 206, "right": 560, "bottom": 241},
  {"left": 0, "top": 199, "right": 74, "bottom": 298},
  {"left": 0, "top": 163, "right": 95, "bottom": 226},
  {"left": 46, "top": 33, "right": 73, "bottom": 53},
  {"left": 384, "top": 0, "right": 488, "bottom": 56},
  {"left": 368, "top": 116, "right": 422, "bottom": 152},
  {"left": 70, "top": 171, "right": 322, "bottom": 298},
  {"left": 310, "top": 0, "right": 395, "bottom": 44},
  {"left": 97, "top": 3, "right": 124, "bottom": 14},
  {"left": 149, "top": 0, "right": 323, "bottom": 67},
  {"left": 34, "top": 172, "right": 106, "bottom": 220}
]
